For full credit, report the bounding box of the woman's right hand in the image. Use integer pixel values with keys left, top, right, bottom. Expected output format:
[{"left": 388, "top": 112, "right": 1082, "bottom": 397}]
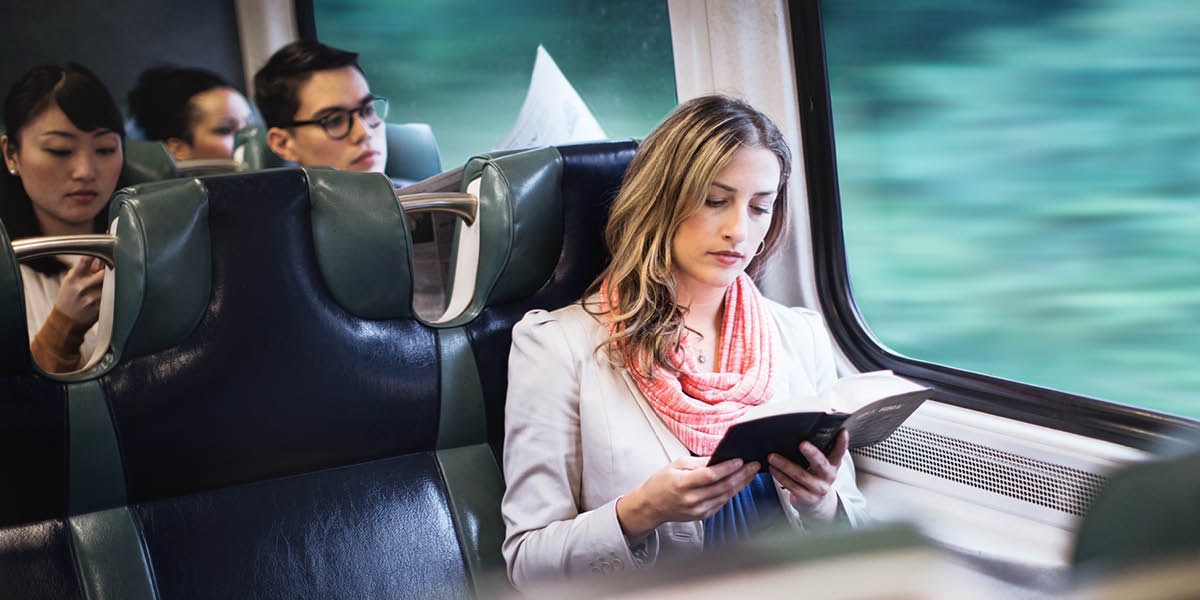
[
  {"left": 53, "top": 257, "right": 105, "bottom": 332},
  {"left": 616, "top": 456, "right": 760, "bottom": 542}
]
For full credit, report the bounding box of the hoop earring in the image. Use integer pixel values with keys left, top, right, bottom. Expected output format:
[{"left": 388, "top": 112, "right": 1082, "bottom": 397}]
[{"left": 754, "top": 241, "right": 765, "bottom": 256}]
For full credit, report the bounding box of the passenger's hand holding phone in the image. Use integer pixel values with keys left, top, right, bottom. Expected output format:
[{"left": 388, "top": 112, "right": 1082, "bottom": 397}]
[{"left": 54, "top": 257, "right": 105, "bottom": 331}]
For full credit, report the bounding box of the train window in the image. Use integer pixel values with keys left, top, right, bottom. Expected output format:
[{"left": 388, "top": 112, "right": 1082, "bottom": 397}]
[
  {"left": 822, "top": 2, "right": 1200, "bottom": 418},
  {"left": 311, "top": 0, "right": 677, "bottom": 167}
]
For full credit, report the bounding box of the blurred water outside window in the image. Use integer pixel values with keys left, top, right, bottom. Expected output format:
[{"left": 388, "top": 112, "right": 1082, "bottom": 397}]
[{"left": 823, "top": 0, "right": 1200, "bottom": 418}]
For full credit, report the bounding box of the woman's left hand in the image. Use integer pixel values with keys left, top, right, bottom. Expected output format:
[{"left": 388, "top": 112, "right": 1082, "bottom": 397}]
[{"left": 767, "top": 429, "right": 848, "bottom": 522}]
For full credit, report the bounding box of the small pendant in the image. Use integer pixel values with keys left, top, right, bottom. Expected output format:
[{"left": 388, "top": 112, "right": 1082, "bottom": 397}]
[{"left": 697, "top": 354, "right": 706, "bottom": 364}]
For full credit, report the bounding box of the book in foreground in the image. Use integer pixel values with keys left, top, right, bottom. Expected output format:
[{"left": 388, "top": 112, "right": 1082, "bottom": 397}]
[{"left": 709, "top": 371, "right": 932, "bottom": 471}]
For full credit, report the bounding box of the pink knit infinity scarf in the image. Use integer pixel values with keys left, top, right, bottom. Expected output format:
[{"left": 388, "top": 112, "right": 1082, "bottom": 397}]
[{"left": 616, "top": 273, "right": 776, "bottom": 456}]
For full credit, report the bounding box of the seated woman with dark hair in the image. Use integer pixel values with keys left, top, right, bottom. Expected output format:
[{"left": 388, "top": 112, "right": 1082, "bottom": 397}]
[
  {"left": 501, "top": 95, "right": 870, "bottom": 590},
  {"left": 127, "top": 65, "right": 252, "bottom": 161},
  {"left": 1, "top": 63, "right": 124, "bottom": 372}
]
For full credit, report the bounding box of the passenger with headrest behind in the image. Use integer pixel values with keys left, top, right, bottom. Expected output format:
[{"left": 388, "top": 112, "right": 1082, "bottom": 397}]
[
  {"left": 501, "top": 95, "right": 869, "bottom": 589},
  {"left": 127, "top": 65, "right": 253, "bottom": 161},
  {"left": 254, "top": 40, "right": 388, "bottom": 172},
  {"left": 0, "top": 63, "right": 123, "bottom": 373}
]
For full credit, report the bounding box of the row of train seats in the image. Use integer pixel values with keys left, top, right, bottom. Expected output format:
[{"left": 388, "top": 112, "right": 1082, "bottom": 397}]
[{"left": 0, "top": 139, "right": 636, "bottom": 599}]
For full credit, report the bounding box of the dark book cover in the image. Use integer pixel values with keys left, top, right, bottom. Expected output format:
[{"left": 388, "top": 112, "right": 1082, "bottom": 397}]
[{"left": 708, "top": 387, "right": 931, "bottom": 471}]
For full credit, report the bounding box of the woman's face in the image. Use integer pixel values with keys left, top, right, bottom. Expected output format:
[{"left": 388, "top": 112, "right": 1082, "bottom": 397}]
[
  {"left": 172, "top": 86, "right": 252, "bottom": 161},
  {"left": 2, "top": 103, "right": 123, "bottom": 236},
  {"left": 670, "top": 145, "right": 780, "bottom": 305}
]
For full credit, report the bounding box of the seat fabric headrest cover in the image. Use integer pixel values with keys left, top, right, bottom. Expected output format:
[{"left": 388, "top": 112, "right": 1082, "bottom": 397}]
[{"left": 307, "top": 168, "right": 415, "bottom": 320}]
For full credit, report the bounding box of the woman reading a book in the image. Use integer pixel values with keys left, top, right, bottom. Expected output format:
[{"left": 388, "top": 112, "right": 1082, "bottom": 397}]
[{"left": 501, "top": 95, "right": 869, "bottom": 590}]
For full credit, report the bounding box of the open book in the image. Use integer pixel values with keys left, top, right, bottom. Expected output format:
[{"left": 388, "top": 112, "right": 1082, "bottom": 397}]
[{"left": 708, "top": 371, "right": 931, "bottom": 471}]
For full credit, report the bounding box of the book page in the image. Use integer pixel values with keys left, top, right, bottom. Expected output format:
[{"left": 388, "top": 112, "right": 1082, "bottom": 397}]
[
  {"left": 494, "top": 45, "right": 607, "bottom": 150},
  {"left": 825, "top": 370, "right": 928, "bottom": 413}
]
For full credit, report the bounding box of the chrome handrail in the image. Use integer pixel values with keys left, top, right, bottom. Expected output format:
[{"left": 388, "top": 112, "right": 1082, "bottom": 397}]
[
  {"left": 9, "top": 192, "right": 475, "bottom": 267},
  {"left": 395, "top": 192, "right": 478, "bottom": 226},
  {"left": 11, "top": 234, "right": 117, "bottom": 268},
  {"left": 174, "top": 158, "right": 245, "bottom": 176}
]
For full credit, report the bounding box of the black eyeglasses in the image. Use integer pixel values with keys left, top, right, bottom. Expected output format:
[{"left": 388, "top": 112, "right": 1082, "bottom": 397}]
[{"left": 285, "top": 96, "right": 389, "bottom": 140}]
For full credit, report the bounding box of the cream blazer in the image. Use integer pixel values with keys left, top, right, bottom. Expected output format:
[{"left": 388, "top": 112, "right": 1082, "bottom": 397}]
[{"left": 500, "top": 299, "right": 870, "bottom": 590}]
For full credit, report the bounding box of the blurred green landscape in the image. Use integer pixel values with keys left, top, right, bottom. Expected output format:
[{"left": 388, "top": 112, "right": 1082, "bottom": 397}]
[{"left": 824, "top": 0, "right": 1200, "bottom": 417}]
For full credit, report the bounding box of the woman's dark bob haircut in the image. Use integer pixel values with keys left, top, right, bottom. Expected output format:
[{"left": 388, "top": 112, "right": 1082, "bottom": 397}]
[
  {"left": 128, "top": 65, "right": 232, "bottom": 142},
  {"left": 1, "top": 63, "right": 125, "bottom": 273}
]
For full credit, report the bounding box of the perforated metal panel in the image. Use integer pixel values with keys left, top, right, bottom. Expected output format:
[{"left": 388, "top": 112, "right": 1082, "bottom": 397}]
[{"left": 853, "top": 426, "right": 1108, "bottom": 516}]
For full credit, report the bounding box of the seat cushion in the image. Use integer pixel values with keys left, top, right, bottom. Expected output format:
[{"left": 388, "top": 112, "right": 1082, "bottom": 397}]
[
  {"left": 133, "top": 452, "right": 471, "bottom": 600},
  {"left": 0, "top": 520, "right": 83, "bottom": 600}
]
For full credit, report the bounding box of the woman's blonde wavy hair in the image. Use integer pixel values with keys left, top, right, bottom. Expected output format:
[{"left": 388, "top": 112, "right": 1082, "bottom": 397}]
[{"left": 585, "top": 94, "right": 792, "bottom": 378}]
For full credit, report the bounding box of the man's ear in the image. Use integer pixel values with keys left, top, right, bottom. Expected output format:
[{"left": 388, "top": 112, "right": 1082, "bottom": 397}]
[
  {"left": 164, "top": 138, "right": 193, "bottom": 162},
  {"left": 266, "top": 127, "right": 300, "bottom": 162}
]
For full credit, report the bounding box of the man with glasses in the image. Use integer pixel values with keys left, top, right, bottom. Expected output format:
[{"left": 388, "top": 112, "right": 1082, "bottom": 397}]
[{"left": 255, "top": 40, "right": 388, "bottom": 172}]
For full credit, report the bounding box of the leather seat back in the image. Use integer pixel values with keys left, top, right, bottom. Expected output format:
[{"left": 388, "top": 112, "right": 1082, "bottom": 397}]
[
  {"left": 451, "top": 140, "right": 638, "bottom": 454},
  {"left": 103, "top": 167, "right": 434, "bottom": 501},
  {"left": 117, "top": 139, "right": 179, "bottom": 187},
  {"left": 1072, "top": 443, "right": 1200, "bottom": 579},
  {"left": 0, "top": 220, "right": 84, "bottom": 599},
  {"left": 94, "top": 167, "right": 501, "bottom": 599}
]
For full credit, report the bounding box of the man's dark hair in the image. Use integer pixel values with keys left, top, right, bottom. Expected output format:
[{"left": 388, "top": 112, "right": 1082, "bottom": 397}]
[
  {"left": 253, "top": 40, "right": 361, "bottom": 129},
  {"left": 128, "top": 65, "right": 233, "bottom": 143}
]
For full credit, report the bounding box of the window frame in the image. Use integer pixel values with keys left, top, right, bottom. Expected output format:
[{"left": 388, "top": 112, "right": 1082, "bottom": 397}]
[{"left": 788, "top": 0, "right": 1199, "bottom": 451}]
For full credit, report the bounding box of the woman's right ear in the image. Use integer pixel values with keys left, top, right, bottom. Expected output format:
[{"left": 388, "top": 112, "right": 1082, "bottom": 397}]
[{"left": 1, "top": 135, "right": 18, "bottom": 174}]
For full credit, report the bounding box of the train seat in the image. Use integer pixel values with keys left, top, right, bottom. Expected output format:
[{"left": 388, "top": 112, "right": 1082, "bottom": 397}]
[
  {"left": 385, "top": 122, "right": 443, "bottom": 186},
  {"left": 56, "top": 167, "right": 505, "bottom": 599},
  {"left": 0, "top": 134, "right": 176, "bottom": 600},
  {"left": 1071, "top": 441, "right": 1200, "bottom": 581},
  {"left": 233, "top": 122, "right": 443, "bottom": 184},
  {"left": 0, "top": 221, "right": 85, "bottom": 599},
  {"left": 443, "top": 140, "right": 638, "bottom": 456},
  {"left": 117, "top": 138, "right": 179, "bottom": 187}
]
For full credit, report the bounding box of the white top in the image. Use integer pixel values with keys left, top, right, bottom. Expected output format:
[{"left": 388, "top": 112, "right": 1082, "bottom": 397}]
[{"left": 20, "top": 259, "right": 100, "bottom": 367}]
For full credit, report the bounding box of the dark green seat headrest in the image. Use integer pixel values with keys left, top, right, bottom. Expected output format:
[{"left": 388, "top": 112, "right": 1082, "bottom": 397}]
[
  {"left": 1072, "top": 445, "right": 1200, "bottom": 577},
  {"left": 384, "top": 123, "right": 442, "bottom": 184},
  {"left": 307, "top": 167, "right": 416, "bottom": 320},
  {"left": 108, "top": 178, "right": 212, "bottom": 361},
  {"left": 118, "top": 139, "right": 178, "bottom": 187},
  {"left": 436, "top": 146, "right": 563, "bottom": 327},
  {"left": 108, "top": 167, "right": 415, "bottom": 360}
]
